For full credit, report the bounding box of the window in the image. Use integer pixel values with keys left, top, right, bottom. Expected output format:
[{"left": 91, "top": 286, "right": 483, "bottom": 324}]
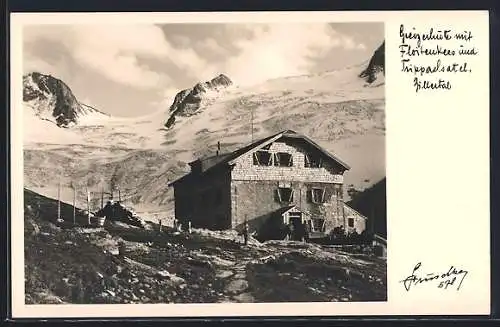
[
  {"left": 274, "top": 152, "right": 293, "bottom": 167},
  {"left": 312, "top": 218, "right": 325, "bottom": 232},
  {"left": 276, "top": 187, "right": 294, "bottom": 203},
  {"left": 304, "top": 153, "right": 322, "bottom": 168},
  {"left": 348, "top": 218, "right": 355, "bottom": 228},
  {"left": 310, "top": 188, "right": 326, "bottom": 203},
  {"left": 253, "top": 151, "right": 272, "bottom": 166}
]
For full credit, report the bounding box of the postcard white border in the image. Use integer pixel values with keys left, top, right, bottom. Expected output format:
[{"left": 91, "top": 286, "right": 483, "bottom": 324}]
[{"left": 10, "top": 10, "right": 491, "bottom": 318}]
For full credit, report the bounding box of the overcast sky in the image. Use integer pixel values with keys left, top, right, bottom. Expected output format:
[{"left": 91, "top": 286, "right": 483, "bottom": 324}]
[{"left": 23, "top": 23, "right": 384, "bottom": 117}]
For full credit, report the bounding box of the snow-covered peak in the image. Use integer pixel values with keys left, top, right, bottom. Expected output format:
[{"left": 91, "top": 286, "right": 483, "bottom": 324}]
[
  {"left": 164, "top": 74, "right": 234, "bottom": 129},
  {"left": 23, "top": 72, "right": 110, "bottom": 128}
]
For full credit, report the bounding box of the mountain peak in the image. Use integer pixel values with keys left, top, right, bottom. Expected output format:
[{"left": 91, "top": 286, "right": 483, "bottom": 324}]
[
  {"left": 23, "top": 72, "right": 109, "bottom": 127},
  {"left": 209, "top": 74, "right": 232, "bottom": 87},
  {"left": 359, "top": 41, "right": 385, "bottom": 84},
  {"left": 164, "top": 74, "right": 233, "bottom": 129}
]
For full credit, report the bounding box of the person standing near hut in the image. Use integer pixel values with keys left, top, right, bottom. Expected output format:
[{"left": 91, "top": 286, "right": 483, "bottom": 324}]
[
  {"left": 304, "top": 221, "right": 311, "bottom": 243},
  {"left": 288, "top": 222, "right": 295, "bottom": 241}
]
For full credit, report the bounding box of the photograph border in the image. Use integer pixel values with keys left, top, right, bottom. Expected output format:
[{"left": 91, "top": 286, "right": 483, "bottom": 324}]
[{"left": 3, "top": 1, "right": 499, "bottom": 323}]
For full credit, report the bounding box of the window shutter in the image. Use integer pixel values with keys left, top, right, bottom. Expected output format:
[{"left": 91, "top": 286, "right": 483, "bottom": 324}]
[
  {"left": 307, "top": 189, "right": 313, "bottom": 203},
  {"left": 253, "top": 152, "right": 259, "bottom": 165},
  {"left": 290, "top": 189, "right": 294, "bottom": 202},
  {"left": 321, "top": 188, "right": 326, "bottom": 203},
  {"left": 274, "top": 153, "right": 279, "bottom": 166},
  {"left": 288, "top": 154, "right": 293, "bottom": 167},
  {"left": 275, "top": 189, "right": 281, "bottom": 203}
]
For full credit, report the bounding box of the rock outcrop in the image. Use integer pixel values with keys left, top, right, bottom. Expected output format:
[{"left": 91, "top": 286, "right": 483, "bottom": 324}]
[
  {"left": 23, "top": 72, "right": 109, "bottom": 127},
  {"left": 164, "top": 74, "right": 233, "bottom": 129},
  {"left": 359, "top": 41, "right": 385, "bottom": 84}
]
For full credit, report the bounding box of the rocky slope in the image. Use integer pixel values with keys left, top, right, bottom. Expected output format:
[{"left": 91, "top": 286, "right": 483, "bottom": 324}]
[
  {"left": 23, "top": 72, "right": 110, "bottom": 127},
  {"left": 25, "top": 188, "right": 387, "bottom": 304}
]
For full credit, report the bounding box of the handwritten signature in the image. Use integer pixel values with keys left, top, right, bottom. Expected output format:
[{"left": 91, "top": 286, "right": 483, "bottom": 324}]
[{"left": 400, "top": 262, "right": 468, "bottom": 291}]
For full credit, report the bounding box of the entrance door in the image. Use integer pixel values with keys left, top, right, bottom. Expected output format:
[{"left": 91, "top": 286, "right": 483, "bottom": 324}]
[{"left": 289, "top": 213, "right": 303, "bottom": 240}]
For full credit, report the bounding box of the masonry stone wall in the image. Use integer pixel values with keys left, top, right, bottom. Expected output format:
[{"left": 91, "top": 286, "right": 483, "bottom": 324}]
[
  {"left": 230, "top": 180, "right": 344, "bottom": 234},
  {"left": 343, "top": 205, "right": 367, "bottom": 234},
  {"left": 231, "top": 140, "right": 344, "bottom": 183}
]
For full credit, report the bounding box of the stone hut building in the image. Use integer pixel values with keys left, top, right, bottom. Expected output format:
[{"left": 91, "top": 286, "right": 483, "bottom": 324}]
[{"left": 169, "top": 130, "right": 367, "bottom": 239}]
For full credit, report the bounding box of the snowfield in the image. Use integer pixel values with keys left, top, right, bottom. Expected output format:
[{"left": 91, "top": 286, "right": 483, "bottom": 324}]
[{"left": 23, "top": 59, "right": 385, "bottom": 216}]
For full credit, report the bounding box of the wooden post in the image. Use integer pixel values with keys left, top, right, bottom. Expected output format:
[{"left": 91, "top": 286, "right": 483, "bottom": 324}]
[
  {"left": 57, "top": 181, "right": 61, "bottom": 222},
  {"left": 86, "top": 189, "right": 91, "bottom": 225},
  {"left": 72, "top": 185, "right": 76, "bottom": 226}
]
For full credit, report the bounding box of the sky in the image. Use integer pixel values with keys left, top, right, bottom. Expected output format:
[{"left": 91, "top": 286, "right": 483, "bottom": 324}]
[{"left": 23, "top": 22, "right": 384, "bottom": 117}]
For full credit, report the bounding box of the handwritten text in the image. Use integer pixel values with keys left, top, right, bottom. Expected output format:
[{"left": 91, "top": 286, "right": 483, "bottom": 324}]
[{"left": 399, "top": 24, "right": 478, "bottom": 93}]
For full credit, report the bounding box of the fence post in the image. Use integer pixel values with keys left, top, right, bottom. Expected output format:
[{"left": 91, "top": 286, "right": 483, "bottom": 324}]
[
  {"left": 57, "top": 181, "right": 61, "bottom": 222},
  {"left": 72, "top": 185, "right": 76, "bottom": 226},
  {"left": 86, "top": 189, "right": 91, "bottom": 225}
]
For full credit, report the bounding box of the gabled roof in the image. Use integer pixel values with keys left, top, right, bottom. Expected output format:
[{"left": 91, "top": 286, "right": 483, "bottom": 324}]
[
  {"left": 169, "top": 129, "right": 350, "bottom": 186},
  {"left": 272, "top": 205, "right": 299, "bottom": 216},
  {"left": 270, "top": 205, "right": 312, "bottom": 219}
]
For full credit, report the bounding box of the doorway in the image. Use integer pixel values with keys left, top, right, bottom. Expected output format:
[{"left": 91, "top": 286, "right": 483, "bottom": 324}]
[{"left": 289, "top": 213, "right": 303, "bottom": 240}]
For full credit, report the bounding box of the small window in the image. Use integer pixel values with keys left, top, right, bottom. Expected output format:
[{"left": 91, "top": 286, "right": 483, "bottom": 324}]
[
  {"left": 276, "top": 187, "right": 294, "bottom": 203},
  {"left": 253, "top": 151, "right": 272, "bottom": 166},
  {"left": 304, "top": 153, "right": 322, "bottom": 168},
  {"left": 348, "top": 218, "right": 355, "bottom": 228},
  {"left": 310, "top": 188, "right": 326, "bottom": 203},
  {"left": 274, "top": 152, "right": 293, "bottom": 167},
  {"left": 312, "top": 218, "right": 325, "bottom": 232}
]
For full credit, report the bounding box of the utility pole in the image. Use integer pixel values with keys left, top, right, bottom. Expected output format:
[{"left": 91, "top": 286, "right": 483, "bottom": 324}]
[
  {"left": 118, "top": 189, "right": 121, "bottom": 202},
  {"left": 72, "top": 185, "right": 76, "bottom": 226},
  {"left": 86, "top": 188, "right": 91, "bottom": 225},
  {"left": 101, "top": 187, "right": 104, "bottom": 209}
]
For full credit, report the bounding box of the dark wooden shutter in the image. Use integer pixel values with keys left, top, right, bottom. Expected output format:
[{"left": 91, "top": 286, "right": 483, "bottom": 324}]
[
  {"left": 306, "top": 189, "right": 313, "bottom": 203},
  {"left": 275, "top": 189, "right": 281, "bottom": 203}
]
